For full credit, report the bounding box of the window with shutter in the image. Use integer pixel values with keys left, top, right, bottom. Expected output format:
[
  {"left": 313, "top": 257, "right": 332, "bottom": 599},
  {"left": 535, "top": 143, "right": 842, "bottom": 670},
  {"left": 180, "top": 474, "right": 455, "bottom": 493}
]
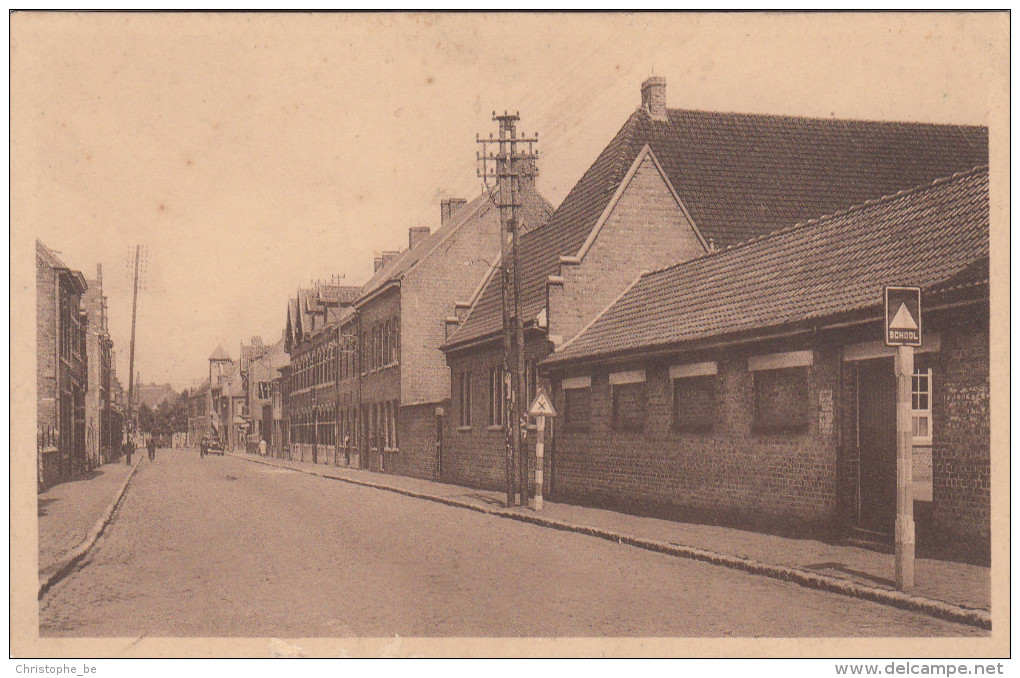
[
  {"left": 564, "top": 388, "right": 591, "bottom": 428},
  {"left": 753, "top": 367, "right": 809, "bottom": 432},
  {"left": 673, "top": 375, "right": 716, "bottom": 432},
  {"left": 612, "top": 382, "right": 646, "bottom": 431}
]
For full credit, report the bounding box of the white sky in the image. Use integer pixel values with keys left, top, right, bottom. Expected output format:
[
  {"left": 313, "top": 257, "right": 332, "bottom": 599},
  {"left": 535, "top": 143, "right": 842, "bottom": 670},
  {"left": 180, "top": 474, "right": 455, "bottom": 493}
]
[{"left": 12, "top": 13, "right": 1001, "bottom": 390}]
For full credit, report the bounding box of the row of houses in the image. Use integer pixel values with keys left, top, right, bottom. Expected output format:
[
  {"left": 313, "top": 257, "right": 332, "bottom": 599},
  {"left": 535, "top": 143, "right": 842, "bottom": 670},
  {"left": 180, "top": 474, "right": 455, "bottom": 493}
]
[
  {"left": 36, "top": 240, "right": 126, "bottom": 491},
  {"left": 195, "top": 78, "right": 991, "bottom": 560}
]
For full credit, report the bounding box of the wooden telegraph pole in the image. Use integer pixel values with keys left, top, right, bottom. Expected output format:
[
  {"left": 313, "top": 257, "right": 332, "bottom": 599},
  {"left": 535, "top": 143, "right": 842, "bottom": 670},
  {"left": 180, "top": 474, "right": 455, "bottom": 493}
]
[
  {"left": 126, "top": 245, "right": 142, "bottom": 444},
  {"left": 477, "top": 112, "right": 538, "bottom": 507}
]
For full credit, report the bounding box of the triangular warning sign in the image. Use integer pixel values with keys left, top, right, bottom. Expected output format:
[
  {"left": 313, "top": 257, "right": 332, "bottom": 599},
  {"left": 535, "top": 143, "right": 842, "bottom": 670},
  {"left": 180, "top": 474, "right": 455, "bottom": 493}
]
[
  {"left": 528, "top": 390, "right": 557, "bottom": 418},
  {"left": 889, "top": 302, "right": 918, "bottom": 331}
]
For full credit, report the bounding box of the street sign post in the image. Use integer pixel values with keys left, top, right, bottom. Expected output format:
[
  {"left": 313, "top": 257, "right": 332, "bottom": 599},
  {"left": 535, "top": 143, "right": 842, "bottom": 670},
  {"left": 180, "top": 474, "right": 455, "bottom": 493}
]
[
  {"left": 884, "top": 286, "right": 921, "bottom": 590},
  {"left": 528, "top": 390, "right": 557, "bottom": 511}
]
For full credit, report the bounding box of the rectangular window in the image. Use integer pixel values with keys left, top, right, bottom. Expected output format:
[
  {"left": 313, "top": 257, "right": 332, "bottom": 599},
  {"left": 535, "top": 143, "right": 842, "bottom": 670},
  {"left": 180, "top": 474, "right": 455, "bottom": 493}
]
[
  {"left": 258, "top": 382, "right": 272, "bottom": 399},
  {"left": 459, "top": 371, "right": 472, "bottom": 427},
  {"left": 612, "top": 381, "right": 646, "bottom": 431},
  {"left": 673, "top": 375, "right": 716, "bottom": 432},
  {"left": 912, "top": 367, "right": 933, "bottom": 445},
  {"left": 564, "top": 387, "right": 591, "bottom": 428},
  {"left": 489, "top": 366, "right": 505, "bottom": 427},
  {"left": 753, "top": 367, "right": 809, "bottom": 432}
]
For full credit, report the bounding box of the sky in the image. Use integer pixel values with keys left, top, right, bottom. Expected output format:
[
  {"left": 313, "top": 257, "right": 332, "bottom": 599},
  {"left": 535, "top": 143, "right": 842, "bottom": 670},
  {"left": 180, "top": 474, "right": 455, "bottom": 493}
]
[{"left": 12, "top": 13, "right": 1003, "bottom": 390}]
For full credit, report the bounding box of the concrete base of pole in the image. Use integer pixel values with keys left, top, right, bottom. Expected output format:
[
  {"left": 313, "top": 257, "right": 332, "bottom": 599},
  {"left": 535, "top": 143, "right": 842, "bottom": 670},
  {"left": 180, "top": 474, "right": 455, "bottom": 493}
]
[{"left": 895, "top": 517, "right": 916, "bottom": 589}]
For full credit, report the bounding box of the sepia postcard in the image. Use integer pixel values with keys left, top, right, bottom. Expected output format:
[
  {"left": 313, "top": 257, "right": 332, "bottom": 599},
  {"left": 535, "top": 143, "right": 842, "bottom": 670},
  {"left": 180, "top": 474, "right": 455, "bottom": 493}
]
[{"left": 10, "top": 11, "right": 1010, "bottom": 660}]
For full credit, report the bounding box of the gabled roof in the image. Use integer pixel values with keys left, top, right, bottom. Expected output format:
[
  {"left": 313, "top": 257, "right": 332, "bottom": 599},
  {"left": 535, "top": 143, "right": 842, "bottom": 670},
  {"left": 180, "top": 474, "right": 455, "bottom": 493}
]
[
  {"left": 444, "top": 105, "right": 988, "bottom": 350},
  {"left": 317, "top": 283, "right": 361, "bottom": 305},
  {"left": 544, "top": 166, "right": 989, "bottom": 367},
  {"left": 36, "top": 239, "right": 88, "bottom": 294},
  {"left": 357, "top": 183, "right": 553, "bottom": 305},
  {"left": 209, "top": 345, "right": 231, "bottom": 362}
]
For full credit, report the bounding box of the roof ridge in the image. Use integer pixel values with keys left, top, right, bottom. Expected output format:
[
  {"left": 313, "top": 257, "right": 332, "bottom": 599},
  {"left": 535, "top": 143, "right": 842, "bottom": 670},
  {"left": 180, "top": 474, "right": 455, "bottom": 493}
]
[
  {"left": 667, "top": 106, "right": 989, "bottom": 130},
  {"left": 639, "top": 164, "right": 990, "bottom": 281}
]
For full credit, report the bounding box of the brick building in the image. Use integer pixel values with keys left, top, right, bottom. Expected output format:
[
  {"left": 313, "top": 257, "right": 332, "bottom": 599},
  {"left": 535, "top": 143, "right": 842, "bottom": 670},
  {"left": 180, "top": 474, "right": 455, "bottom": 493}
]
[
  {"left": 440, "top": 77, "right": 989, "bottom": 494},
  {"left": 242, "top": 336, "right": 289, "bottom": 455},
  {"left": 541, "top": 167, "right": 990, "bottom": 560},
  {"left": 187, "top": 381, "right": 211, "bottom": 446},
  {"left": 36, "top": 240, "right": 89, "bottom": 490},
  {"left": 283, "top": 282, "right": 360, "bottom": 464},
  {"left": 347, "top": 186, "right": 552, "bottom": 478},
  {"left": 82, "top": 263, "right": 118, "bottom": 467}
]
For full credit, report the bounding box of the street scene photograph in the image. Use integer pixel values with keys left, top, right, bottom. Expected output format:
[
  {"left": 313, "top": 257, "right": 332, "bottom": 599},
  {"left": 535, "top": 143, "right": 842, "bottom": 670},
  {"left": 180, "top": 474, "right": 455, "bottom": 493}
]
[{"left": 11, "top": 11, "right": 1007, "bottom": 660}]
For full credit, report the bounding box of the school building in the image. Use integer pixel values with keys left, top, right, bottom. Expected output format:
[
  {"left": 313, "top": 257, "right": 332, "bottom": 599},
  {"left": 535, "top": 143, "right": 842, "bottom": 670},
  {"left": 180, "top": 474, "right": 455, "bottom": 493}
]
[{"left": 540, "top": 166, "right": 990, "bottom": 561}]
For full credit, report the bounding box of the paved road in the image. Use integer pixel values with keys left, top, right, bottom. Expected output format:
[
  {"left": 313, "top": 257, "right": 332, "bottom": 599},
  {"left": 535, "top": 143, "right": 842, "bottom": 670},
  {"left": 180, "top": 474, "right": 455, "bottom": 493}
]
[{"left": 40, "top": 449, "right": 984, "bottom": 638}]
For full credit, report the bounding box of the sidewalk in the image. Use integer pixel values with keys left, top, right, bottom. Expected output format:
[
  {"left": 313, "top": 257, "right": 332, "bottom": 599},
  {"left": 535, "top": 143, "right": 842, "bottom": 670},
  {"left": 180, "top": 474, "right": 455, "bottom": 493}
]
[
  {"left": 229, "top": 451, "right": 990, "bottom": 626},
  {"left": 38, "top": 456, "right": 138, "bottom": 575}
]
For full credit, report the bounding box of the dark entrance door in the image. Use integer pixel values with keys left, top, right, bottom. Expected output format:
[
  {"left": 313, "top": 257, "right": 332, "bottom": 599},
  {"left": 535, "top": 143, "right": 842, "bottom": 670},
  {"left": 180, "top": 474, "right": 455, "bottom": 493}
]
[{"left": 857, "top": 358, "right": 896, "bottom": 534}]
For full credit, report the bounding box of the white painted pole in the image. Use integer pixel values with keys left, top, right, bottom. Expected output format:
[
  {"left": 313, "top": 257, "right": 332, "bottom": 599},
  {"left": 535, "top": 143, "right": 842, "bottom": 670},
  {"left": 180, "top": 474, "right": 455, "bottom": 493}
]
[
  {"left": 895, "top": 344, "right": 915, "bottom": 590},
  {"left": 532, "top": 415, "right": 545, "bottom": 511}
]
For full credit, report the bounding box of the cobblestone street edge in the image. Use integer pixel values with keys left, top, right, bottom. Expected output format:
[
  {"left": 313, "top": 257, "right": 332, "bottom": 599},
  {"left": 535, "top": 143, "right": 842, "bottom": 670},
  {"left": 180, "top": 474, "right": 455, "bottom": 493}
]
[
  {"left": 228, "top": 452, "right": 991, "bottom": 631},
  {"left": 38, "top": 456, "right": 141, "bottom": 599}
]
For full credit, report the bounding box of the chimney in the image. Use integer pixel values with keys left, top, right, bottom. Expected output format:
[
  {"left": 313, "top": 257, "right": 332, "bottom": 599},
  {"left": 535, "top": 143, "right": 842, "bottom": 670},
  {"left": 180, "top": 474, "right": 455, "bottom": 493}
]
[
  {"left": 641, "top": 76, "right": 667, "bottom": 121},
  {"left": 96, "top": 263, "right": 102, "bottom": 285},
  {"left": 441, "top": 198, "right": 467, "bottom": 227},
  {"left": 409, "top": 226, "right": 431, "bottom": 250},
  {"left": 381, "top": 250, "right": 400, "bottom": 269},
  {"left": 373, "top": 256, "right": 384, "bottom": 272}
]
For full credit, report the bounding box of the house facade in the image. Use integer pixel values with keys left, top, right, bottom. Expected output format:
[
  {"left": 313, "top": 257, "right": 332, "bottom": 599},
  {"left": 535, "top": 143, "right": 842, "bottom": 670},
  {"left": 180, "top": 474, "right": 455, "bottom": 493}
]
[
  {"left": 82, "top": 263, "right": 118, "bottom": 467},
  {"left": 541, "top": 167, "right": 990, "bottom": 561},
  {"left": 350, "top": 187, "right": 552, "bottom": 479},
  {"left": 282, "top": 282, "right": 360, "bottom": 464},
  {"left": 440, "top": 77, "right": 989, "bottom": 498},
  {"left": 36, "top": 240, "right": 89, "bottom": 490}
]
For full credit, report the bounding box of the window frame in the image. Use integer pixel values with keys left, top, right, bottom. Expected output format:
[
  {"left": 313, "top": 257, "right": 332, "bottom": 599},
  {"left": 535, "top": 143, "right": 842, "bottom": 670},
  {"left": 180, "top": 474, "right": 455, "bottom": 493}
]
[
  {"left": 611, "top": 380, "right": 647, "bottom": 432},
  {"left": 672, "top": 374, "right": 717, "bottom": 433},
  {"left": 751, "top": 365, "right": 810, "bottom": 433},
  {"left": 458, "top": 370, "right": 472, "bottom": 428},
  {"left": 911, "top": 366, "right": 933, "bottom": 446}
]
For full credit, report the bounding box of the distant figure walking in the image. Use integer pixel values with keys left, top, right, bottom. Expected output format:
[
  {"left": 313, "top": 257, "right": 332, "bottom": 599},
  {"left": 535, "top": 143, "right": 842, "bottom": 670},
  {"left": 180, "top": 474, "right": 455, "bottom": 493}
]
[
  {"left": 147, "top": 436, "right": 156, "bottom": 462},
  {"left": 124, "top": 439, "right": 133, "bottom": 466}
]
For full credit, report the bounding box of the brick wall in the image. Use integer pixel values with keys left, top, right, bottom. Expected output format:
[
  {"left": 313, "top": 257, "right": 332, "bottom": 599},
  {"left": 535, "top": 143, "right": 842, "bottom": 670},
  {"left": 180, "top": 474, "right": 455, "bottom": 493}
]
[
  {"left": 549, "top": 343, "right": 841, "bottom": 535},
  {"left": 387, "top": 400, "right": 445, "bottom": 480},
  {"left": 930, "top": 306, "right": 990, "bottom": 556},
  {"left": 36, "top": 248, "right": 57, "bottom": 429},
  {"left": 548, "top": 152, "right": 706, "bottom": 345},
  {"left": 444, "top": 337, "right": 551, "bottom": 491},
  {"left": 400, "top": 199, "right": 502, "bottom": 406}
]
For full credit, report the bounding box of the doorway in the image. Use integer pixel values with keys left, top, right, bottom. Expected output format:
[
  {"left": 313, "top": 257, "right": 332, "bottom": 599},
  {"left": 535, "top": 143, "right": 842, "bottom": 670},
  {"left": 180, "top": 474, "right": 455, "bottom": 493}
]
[{"left": 856, "top": 357, "right": 896, "bottom": 534}]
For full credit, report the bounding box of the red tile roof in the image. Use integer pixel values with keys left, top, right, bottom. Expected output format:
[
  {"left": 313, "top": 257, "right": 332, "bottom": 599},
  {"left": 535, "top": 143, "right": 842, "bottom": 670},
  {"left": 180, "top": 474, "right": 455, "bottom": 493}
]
[
  {"left": 444, "top": 106, "right": 988, "bottom": 351},
  {"left": 544, "top": 166, "right": 989, "bottom": 367}
]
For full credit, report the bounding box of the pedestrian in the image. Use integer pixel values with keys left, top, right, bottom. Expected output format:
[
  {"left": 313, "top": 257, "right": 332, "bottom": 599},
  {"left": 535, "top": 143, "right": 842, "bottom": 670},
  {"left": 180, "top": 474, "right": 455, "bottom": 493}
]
[
  {"left": 259, "top": 438, "right": 267, "bottom": 457},
  {"left": 200, "top": 437, "right": 206, "bottom": 459},
  {"left": 147, "top": 436, "right": 156, "bottom": 462},
  {"left": 125, "top": 439, "right": 133, "bottom": 466}
]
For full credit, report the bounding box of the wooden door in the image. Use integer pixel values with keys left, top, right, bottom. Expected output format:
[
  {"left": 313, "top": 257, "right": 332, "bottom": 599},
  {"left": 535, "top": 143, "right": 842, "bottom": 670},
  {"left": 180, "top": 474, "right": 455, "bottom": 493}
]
[{"left": 857, "top": 358, "right": 896, "bottom": 534}]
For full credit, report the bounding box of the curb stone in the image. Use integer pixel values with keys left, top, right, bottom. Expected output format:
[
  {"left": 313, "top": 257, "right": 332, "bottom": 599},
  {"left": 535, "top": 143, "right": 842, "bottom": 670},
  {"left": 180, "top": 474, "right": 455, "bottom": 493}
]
[
  {"left": 230, "top": 453, "right": 991, "bottom": 631},
  {"left": 38, "top": 456, "right": 141, "bottom": 599}
]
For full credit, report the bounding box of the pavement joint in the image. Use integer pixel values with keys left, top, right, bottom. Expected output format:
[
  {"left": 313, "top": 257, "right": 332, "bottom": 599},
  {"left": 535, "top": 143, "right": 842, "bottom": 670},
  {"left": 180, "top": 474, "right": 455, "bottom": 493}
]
[
  {"left": 38, "top": 455, "right": 142, "bottom": 599},
  {"left": 228, "top": 452, "right": 990, "bottom": 631}
]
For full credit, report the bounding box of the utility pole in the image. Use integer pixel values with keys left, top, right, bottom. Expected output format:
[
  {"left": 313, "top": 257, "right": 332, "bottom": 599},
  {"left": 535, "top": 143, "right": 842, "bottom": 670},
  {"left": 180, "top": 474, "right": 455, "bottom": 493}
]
[
  {"left": 126, "top": 245, "right": 141, "bottom": 444},
  {"left": 477, "top": 112, "right": 538, "bottom": 507}
]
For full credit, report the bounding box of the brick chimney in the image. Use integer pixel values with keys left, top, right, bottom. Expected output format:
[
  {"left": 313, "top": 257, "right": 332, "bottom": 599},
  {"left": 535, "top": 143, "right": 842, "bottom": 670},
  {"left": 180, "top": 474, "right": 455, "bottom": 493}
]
[
  {"left": 373, "top": 256, "right": 384, "bottom": 272},
  {"left": 381, "top": 250, "right": 400, "bottom": 269},
  {"left": 641, "top": 76, "right": 667, "bottom": 121},
  {"left": 441, "top": 198, "right": 467, "bottom": 227},
  {"left": 409, "top": 226, "right": 431, "bottom": 249}
]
